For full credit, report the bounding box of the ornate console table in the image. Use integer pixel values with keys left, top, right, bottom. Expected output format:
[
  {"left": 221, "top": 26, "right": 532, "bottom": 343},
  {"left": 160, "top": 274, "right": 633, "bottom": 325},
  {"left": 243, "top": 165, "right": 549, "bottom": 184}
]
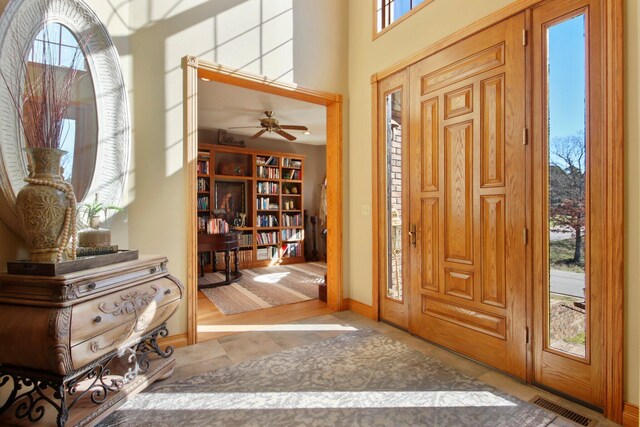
[{"left": 0, "top": 256, "right": 183, "bottom": 426}]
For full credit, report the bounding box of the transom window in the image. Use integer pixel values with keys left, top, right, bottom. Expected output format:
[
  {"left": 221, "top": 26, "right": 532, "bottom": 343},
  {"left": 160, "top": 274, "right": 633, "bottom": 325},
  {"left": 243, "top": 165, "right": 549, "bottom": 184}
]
[{"left": 376, "top": 0, "right": 430, "bottom": 33}]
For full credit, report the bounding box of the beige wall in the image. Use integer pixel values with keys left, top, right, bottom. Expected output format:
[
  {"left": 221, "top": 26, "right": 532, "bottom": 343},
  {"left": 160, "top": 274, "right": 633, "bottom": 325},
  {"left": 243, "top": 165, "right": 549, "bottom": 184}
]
[
  {"left": 123, "top": 0, "right": 348, "bottom": 334},
  {"left": 347, "top": 0, "right": 639, "bottom": 406}
]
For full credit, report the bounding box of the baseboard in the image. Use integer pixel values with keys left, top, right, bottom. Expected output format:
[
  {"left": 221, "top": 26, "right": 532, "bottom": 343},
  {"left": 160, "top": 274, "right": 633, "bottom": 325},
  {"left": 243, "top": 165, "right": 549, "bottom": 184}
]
[
  {"left": 623, "top": 402, "right": 639, "bottom": 427},
  {"left": 157, "top": 333, "right": 189, "bottom": 349},
  {"left": 341, "top": 298, "right": 377, "bottom": 320}
]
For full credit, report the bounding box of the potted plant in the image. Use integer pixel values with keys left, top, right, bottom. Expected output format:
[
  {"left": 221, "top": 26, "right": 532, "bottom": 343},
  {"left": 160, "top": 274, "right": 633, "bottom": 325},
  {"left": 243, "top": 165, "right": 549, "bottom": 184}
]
[{"left": 77, "top": 194, "right": 124, "bottom": 249}]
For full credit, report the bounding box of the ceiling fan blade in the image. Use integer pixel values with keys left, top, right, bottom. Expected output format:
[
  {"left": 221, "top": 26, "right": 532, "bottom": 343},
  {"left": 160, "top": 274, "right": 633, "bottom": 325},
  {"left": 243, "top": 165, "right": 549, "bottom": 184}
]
[
  {"left": 250, "top": 129, "right": 267, "bottom": 139},
  {"left": 228, "top": 126, "right": 262, "bottom": 129},
  {"left": 279, "top": 125, "right": 308, "bottom": 131},
  {"left": 276, "top": 129, "right": 297, "bottom": 141}
]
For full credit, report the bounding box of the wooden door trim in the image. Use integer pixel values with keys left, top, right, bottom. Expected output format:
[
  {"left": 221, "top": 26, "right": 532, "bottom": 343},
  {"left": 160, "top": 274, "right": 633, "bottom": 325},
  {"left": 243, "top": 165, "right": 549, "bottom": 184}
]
[
  {"left": 603, "top": 0, "right": 624, "bottom": 420},
  {"left": 183, "top": 57, "right": 344, "bottom": 345},
  {"left": 369, "top": 0, "right": 623, "bottom": 421}
]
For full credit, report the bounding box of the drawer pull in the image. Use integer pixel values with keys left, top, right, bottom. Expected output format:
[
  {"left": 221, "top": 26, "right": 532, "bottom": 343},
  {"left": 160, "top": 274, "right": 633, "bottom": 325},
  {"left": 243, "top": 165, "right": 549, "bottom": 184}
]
[
  {"left": 87, "top": 283, "right": 96, "bottom": 291},
  {"left": 93, "top": 316, "right": 102, "bottom": 324},
  {"left": 164, "top": 289, "right": 171, "bottom": 296},
  {"left": 150, "top": 267, "right": 157, "bottom": 274}
]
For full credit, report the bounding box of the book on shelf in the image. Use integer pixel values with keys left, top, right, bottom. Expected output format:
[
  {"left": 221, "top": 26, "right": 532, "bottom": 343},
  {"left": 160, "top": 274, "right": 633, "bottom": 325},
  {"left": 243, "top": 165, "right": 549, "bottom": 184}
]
[
  {"left": 198, "top": 217, "right": 230, "bottom": 234},
  {"left": 256, "top": 165, "right": 280, "bottom": 179},
  {"left": 257, "top": 214, "right": 278, "bottom": 227},
  {"left": 281, "top": 229, "right": 304, "bottom": 241},
  {"left": 197, "top": 177, "right": 210, "bottom": 191},
  {"left": 281, "top": 242, "right": 302, "bottom": 258},
  {"left": 257, "top": 182, "right": 279, "bottom": 194},
  {"left": 256, "top": 231, "right": 278, "bottom": 245},
  {"left": 257, "top": 197, "right": 278, "bottom": 210},
  {"left": 240, "top": 234, "right": 253, "bottom": 246},
  {"left": 197, "top": 159, "right": 210, "bottom": 174},
  {"left": 257, "top": 246, "right": 278, "bottom": 260},
  {"left": 282, "top": 213, "right": 302, "bottom": 226},
  {"left": 197, "top": 196, "right": 209, "bottom": 210},
  {"left": 282, "top": 158, "right": 302, "bottom": 168},
  {"left": 282, "top": 170, "right": 300, "bottom": 180}
]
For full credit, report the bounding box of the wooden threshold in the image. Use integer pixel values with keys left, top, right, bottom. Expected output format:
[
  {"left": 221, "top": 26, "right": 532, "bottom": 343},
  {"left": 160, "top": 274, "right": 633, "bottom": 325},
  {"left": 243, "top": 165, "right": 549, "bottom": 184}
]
[{"left": 197, "top": 291, "right": 335, "bottom": 342}]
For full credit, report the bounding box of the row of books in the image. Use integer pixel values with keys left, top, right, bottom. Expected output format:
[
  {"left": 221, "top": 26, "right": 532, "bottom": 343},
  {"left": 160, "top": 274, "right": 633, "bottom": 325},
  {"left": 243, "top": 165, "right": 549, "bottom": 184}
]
[
  {"left": 197, "top": 177, "right": 209, "bottom": 191},
  {"left": 257, "top": 214, "right": 278, "bottom": 227},
  {"left": 256, "top": 231, "right": 278, "bottom": 245},
  {"left": 201, "top": 249, "right": 254, "bottom": 267},
  {"left": 257, "top": 197, "right": 278, "bottom": 210},
  {"left": 281, "top": 229, "right": 304, "bottom": 242},
  {"left": 257, "top": 182, "right": 279, "bottom": 194},
  {"left": 197, "top": 159, "right": 210, "bottom": 174},
  {"left": 282, "top": 170, "right": 301, "bottom": 180},
  {"left": 256, "top": 155, "right": 278, "bottom": 166},
  {"left": 198, "top": 217, "right": 230, "bottom": 234},
  {"left": 256, "top": 165, "right": 279, "bottom": 179},
  {"left": 197, "top": 196, "right": 209, "bottom": 210},
  {"left": 240, "top": 234, "right": 253, "bottom": 246},
  {"left": 281, "top": 213, "right": 302, "bottom": 226},
  {"left": 282, "top": 158, "right": 302, "bottom": 168},
  {"left": 257, "top": 246, "right": 278, "bottom": 260},
  {"left": 282, "top": 242, "right": 302, "bottom": 258}
]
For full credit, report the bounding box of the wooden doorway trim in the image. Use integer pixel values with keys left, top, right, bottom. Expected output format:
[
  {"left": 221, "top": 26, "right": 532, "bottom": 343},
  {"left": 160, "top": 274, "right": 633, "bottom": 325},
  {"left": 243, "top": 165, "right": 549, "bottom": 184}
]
[
  {"left": 369, "top": 0, "right": 623, "bottom": 422},
  {"left": 183, "top": 56, "right": 344, "bottom": 346}
]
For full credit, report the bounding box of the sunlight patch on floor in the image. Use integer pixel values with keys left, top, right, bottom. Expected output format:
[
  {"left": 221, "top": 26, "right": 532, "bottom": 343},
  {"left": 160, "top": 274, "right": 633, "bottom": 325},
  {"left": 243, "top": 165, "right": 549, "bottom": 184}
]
[
  {"left": 197, "top": 323, "right": 358, "bottom": 333},
  {"left": 253, "top": 272, "right": 290, "bottom": 283},
  {"left": 122, "top": 391, "right": 517, "bottom": 410}
]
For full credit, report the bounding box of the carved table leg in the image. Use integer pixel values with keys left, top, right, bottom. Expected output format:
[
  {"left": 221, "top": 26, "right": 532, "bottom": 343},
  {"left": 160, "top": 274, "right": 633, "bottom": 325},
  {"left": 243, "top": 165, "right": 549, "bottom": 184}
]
[
  {"left": 212, "top": 251, "right": 217, "bottom": 272},
  {"left": 234, "top": 248, "right": 239, "bottom": 273},
  {"left": 224, "top": 250, "right": 231, "bottom": 282}
]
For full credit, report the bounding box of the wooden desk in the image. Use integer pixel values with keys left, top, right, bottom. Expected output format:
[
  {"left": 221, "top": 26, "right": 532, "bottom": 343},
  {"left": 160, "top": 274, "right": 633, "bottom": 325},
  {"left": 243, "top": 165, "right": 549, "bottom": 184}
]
[{"left": 198, "top": 232, "right": 243, "bottom": 289}]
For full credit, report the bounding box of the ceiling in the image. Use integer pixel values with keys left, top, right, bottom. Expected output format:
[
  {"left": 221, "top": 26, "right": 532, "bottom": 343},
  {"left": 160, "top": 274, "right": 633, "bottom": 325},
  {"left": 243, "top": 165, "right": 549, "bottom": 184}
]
[{"left": 198, "top": 80, "right": 327, "bottom": 146}]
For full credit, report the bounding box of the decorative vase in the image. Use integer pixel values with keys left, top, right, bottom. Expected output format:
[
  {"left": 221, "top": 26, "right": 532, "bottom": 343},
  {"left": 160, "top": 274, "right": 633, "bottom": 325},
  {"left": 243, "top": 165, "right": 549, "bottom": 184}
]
[{"left": 16, "top": 147, "right": 76, "bottom": 263}]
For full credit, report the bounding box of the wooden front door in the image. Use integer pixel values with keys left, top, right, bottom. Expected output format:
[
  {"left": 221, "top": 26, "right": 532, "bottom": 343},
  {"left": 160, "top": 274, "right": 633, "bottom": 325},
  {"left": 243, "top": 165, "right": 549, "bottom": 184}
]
[{"left": 408, "top": 13, "right": 527, "bottom": 378}]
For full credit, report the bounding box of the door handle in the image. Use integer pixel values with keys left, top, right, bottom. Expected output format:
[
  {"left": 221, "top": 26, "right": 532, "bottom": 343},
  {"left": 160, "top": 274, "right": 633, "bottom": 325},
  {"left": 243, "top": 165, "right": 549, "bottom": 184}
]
[{"left": 408, "top": 224, "right": 417, "bottom": 248}]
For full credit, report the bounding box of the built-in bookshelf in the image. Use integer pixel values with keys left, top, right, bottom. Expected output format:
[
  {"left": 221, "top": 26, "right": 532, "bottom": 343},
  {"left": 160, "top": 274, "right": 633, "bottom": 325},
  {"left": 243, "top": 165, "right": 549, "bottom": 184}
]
[{"left": 196, "top": 144, "right": 306, "bottom": 270}]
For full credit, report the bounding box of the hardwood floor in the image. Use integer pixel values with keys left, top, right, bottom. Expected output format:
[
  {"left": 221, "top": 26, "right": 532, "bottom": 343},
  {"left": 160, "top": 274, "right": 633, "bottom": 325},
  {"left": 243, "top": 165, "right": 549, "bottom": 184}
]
[{"left": 197, "top": 290, "right": 335, "bottom": 342}]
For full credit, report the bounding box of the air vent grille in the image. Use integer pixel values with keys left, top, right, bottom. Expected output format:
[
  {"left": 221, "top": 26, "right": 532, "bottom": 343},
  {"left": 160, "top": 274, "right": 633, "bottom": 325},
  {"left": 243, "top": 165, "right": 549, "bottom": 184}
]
[{"left": 530, "top": 395, "right": 595, "bottom": 426}]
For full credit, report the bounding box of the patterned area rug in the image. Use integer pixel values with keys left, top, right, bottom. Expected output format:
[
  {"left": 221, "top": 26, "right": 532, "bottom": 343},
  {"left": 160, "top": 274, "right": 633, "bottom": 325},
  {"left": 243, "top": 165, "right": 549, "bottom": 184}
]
[
  {"left": 199, "top": 262, "right": 326, "bottom": 315},
  {"left": 100, "top": 329, "right": 557, "bottom": 427}
]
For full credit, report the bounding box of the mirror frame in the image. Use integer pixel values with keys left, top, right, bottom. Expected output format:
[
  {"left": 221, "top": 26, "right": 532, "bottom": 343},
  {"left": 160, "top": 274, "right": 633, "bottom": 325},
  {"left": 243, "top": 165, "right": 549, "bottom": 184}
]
[{"left": 0, "top": 0, "right": 130, "bottom": 234}]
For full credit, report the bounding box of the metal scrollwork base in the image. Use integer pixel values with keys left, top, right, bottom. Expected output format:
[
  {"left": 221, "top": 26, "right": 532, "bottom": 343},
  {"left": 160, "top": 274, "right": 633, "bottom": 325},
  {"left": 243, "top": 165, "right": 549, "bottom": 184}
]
[{"left": 0, "top": 324, "right": 173, "bottom": 427}]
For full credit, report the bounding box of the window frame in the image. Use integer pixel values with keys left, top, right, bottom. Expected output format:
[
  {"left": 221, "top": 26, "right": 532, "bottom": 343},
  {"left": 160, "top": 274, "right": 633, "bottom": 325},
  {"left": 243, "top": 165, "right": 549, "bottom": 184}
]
[{"left": 372, "top": 0, "right": 436, "bottom": 40}]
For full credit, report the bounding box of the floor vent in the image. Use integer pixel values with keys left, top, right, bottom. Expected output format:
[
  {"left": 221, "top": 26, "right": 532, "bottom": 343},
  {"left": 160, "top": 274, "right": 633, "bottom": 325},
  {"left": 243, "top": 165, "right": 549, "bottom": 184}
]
[{"left": 530, "top": 396, "right": 595, "bottom": 426}]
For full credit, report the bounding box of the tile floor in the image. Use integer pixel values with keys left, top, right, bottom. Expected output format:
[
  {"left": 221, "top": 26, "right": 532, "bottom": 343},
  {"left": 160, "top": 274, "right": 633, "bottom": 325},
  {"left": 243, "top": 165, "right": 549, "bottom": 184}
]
[{"left": 158, "top": 310, "right": 618, "bottom": 426}]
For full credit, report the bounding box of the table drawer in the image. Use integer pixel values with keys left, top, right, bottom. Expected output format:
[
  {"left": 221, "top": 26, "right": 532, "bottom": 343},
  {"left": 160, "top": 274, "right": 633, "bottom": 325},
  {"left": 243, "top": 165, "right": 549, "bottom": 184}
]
[
  {"left": 71, "top": 276, "right": 180, "bottom": 346},
  {"left": 70, "top": 299, "right": 180, "bottom": 369}
]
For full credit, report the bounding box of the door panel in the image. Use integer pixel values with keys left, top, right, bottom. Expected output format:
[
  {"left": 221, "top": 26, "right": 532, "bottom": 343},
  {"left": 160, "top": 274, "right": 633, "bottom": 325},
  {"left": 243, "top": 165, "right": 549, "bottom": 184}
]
[
  {"left": 409, "top": 13, "right": 526, "bottom": 378},
  {"left": 531, "top": 0, "right": 604, "bottom": 407},
  {"left": 377, "top": 72, "right": 410, "bottom": 329}
]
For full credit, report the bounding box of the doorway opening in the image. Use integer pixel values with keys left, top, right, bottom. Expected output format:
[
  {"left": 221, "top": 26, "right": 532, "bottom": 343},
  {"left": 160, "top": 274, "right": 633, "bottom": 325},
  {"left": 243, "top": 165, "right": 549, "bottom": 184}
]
[{"left": 183, "top": 58, "right": 343, "bottom": 344}]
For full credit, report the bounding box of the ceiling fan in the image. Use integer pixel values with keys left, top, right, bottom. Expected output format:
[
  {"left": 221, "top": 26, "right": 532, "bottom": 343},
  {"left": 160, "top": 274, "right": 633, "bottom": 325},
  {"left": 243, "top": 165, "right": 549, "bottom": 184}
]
[{"left": 229, "top": 111, "right": 308, "bottom": 141}]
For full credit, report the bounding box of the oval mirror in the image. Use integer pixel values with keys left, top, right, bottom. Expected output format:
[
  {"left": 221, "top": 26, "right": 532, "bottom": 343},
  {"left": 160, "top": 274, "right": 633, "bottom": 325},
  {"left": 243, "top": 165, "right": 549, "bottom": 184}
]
[
  {"left": 25, "top": 22, "right": 98, "bottom": 203},
  {"left": 0, "top": 0, "right": 130, "bottom": 233}
]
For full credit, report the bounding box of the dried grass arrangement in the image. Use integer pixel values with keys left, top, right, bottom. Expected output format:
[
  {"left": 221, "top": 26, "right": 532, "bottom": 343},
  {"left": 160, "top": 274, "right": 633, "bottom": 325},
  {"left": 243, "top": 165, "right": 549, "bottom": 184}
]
[{"left": 0, "top": 23, "right": 86, "bottom": 149}]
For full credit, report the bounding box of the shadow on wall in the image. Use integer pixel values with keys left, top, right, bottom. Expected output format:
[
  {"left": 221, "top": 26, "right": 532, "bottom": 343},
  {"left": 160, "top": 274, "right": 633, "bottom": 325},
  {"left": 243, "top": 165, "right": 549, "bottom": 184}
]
[{"left": 96, "top": 0, "right": 320, "bottom": 336}]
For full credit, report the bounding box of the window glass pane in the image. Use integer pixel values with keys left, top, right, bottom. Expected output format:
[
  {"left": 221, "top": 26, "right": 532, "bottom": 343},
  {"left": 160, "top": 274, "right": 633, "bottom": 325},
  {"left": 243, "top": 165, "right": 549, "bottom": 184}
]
[
  {"left": 547, "top": 14, "right": 587, "bottom": 358},
  {"left": 60, "top": 25, "right": 78, "bottom": 47},
  {"left": 377, "top": 0, "right": 426, "bottom": 31},
  {"left": 386, "top": 90, "right": 403, "bottom": 301},
  {"left": 59, "top": 118, "right": 76, "bottom": 182}
]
